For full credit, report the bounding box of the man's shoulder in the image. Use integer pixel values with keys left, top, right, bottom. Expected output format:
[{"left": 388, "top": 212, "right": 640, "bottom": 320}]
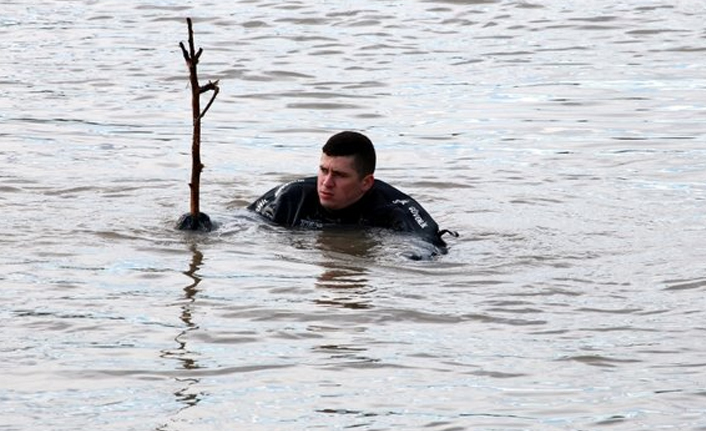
[
  {"left": 366, "top": 179, "right": 438, "bottom": 232},
  {"left": 369, "top": 179, "right": 417, "bottom": 204},
  {"left": 248, "top": 177, "right": 315, "bottom": 212},
  {"left": 272, "top": 176, "right": 316, "bottom": 197}
]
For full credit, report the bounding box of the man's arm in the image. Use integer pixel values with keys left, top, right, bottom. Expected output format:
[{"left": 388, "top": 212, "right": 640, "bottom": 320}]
[
  {"left": 368, "top": 180, "right": 452, "bottom": 248},
  {"left": 387, "top": 198, "right": 449, "bottom": 247}
]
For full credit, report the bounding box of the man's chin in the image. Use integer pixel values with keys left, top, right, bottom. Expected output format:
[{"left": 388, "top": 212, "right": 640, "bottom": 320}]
[{"left": 319, "top": 197, "right": 338, "bottom": 211}]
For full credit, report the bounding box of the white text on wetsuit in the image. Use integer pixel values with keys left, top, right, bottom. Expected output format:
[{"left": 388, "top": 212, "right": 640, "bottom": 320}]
[{"left": 408, "top": 206, "right": 428, "bottom": 229}]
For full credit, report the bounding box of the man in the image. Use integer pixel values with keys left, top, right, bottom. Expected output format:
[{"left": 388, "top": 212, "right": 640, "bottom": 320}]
[{"left": 248, "top": 131, "right": 456, "bottom": 252}]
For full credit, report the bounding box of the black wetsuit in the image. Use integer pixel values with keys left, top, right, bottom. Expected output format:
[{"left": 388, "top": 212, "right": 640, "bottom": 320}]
[{"left": 248, "top": 177, "right": 452, "bottom": 249}]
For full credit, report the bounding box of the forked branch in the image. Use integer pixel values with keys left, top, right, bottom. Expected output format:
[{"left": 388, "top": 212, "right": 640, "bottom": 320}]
[{"left": 176, "top": 17, "right": 219, "bottom": 232}]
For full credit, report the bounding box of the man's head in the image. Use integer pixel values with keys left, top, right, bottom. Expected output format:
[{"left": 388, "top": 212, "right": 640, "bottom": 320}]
[{"left": 317, "top": 131, "right": 376, "bottom": 211}]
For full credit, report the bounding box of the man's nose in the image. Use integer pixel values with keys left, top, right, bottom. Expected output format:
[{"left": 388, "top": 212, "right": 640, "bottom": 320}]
[{"left": 322, "top": 173, "right": 334, "bottom": 186}]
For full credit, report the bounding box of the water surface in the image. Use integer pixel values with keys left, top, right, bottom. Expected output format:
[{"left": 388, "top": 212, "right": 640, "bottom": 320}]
[{"left": 1, "top": 1, "right": 705, "bottom": 430}]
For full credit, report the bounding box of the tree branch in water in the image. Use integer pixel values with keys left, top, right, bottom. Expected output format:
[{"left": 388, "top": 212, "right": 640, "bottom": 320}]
[{"left": 176, "top": 17, "right": 219, "bottom": 232}]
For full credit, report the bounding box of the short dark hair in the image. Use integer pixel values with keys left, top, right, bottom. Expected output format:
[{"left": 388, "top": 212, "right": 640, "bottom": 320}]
[{"left": 322, "top": 131, "right": 376, "bottom": 177}]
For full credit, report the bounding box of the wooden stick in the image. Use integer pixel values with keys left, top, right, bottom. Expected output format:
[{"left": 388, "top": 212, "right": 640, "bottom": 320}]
[{"left": 177, "top": 17, "right": 219, "bottom": 231}]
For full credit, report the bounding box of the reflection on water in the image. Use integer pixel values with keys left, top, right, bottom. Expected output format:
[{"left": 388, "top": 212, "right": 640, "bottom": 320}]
[
  {"left": 162, "top": 244, "right": 203, "bottom": 370},
  {"left": 316, "top": 228, "right": 380, "bottom": 260},
  {"left": 160, "top": 243, "right": 205, "bottom": 422},
  {"left": 314, "top": 229, "right": 375, "bottom": 309}
]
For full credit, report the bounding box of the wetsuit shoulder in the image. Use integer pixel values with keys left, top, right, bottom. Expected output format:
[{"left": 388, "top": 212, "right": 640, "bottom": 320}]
[
  {"left": 365, "top": 180, "right": 447, "bottom": 247},
  {"left": 248, "top": 177, "right": 317, "bottom": 226}
]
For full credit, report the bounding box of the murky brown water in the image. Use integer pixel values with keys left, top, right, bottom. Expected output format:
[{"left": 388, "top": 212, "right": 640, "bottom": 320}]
[{"left": 2, "top": 1, "right": 706, "bottom": 430}]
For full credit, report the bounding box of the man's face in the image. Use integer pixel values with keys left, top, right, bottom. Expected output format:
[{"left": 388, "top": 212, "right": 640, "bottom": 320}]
[{"left": 317, "top": 153, "right": 374, "bottom": 211}]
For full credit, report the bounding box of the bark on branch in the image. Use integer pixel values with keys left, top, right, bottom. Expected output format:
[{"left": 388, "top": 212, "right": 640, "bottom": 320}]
[{"left": 177, "top": 17, "right": 219, "bottom": 232}]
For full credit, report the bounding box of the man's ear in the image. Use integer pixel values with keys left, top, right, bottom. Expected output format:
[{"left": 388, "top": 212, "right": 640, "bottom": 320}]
[{"left": 361, "top": 174, "right": 375, "bottom": 192}]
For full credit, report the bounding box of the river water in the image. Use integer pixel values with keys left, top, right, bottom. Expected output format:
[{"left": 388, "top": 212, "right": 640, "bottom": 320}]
[{"left": 2, "top": 1, "right": 705, "bottom": 430}]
